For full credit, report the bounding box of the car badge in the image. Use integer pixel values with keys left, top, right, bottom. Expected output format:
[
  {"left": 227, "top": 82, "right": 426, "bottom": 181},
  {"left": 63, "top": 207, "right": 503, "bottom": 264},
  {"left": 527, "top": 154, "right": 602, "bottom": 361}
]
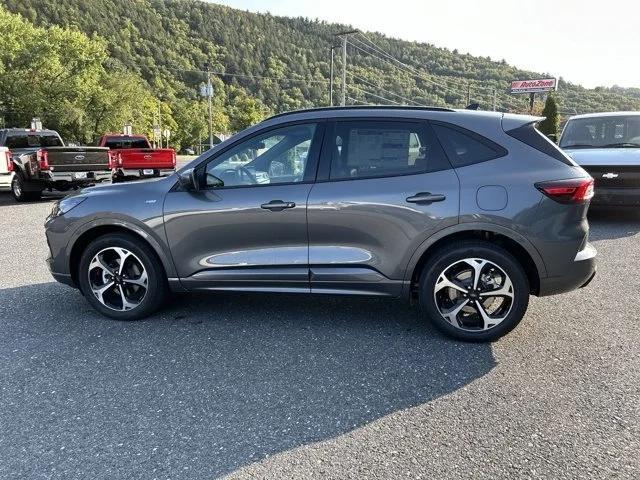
[
  {"left": 602, "top": 173, "right": 618, "bottom": 179},
  {"left": 74, "top": 155, "right": 85, "bottom": 161}
]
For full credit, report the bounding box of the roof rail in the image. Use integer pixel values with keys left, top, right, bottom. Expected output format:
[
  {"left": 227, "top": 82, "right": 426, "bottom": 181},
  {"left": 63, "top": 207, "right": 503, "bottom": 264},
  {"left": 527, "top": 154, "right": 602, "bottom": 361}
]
[{"left": 266, "top": 105, "right": 455, "bottom": 121}]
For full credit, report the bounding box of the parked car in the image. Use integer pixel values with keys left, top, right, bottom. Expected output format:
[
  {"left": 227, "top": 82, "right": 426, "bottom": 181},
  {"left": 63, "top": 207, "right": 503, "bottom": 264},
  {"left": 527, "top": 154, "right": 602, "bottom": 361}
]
[
  {"left": 0, "top": 128, "right": 112, "bottom": 201},
  {"left": 0, "top": 146, "right": 13, "bottom": 192},
  {"left": 98, "top": 134, "right": 176, "bottom": 182},
  {"left": 559, "top": 111, "right": 640, "bottom": 206},
  {"left": 45, "top": 106, "right": 596, "bottom": 341}
]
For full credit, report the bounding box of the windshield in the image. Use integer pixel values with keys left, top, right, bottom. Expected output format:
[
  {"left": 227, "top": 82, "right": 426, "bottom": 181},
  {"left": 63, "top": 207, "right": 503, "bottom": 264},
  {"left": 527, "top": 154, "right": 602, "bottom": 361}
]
[
  {"left": 6, "top": 133, "right": 63, "bottom": 149},
  {"left": 103, "top": 136, "right": 150, "bottom": 149},
  {"left": 560, "top": 115, "right": 640, "bottom": 148}
]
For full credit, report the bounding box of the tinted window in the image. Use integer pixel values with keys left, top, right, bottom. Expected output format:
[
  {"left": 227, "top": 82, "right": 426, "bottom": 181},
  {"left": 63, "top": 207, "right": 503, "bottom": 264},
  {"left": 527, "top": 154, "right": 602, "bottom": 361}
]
[
  {"left": 103, "top": 136, "right": 150, "bottom": 149},
  {"left": 507, "top": 122, "right": 574, "bottom": 166},
  {"left": 559, "top": 116, "right": 640, "bottom": 148},
  {"left": 204, "top": 123, "right": 318, "bottom": 188},
  {"left": 6, "top": 133, "right": 63, "bottom": 149},
  {"left": 329, "top": 121, "right": 449, "bottom": 180},
  {"left": 432, "top": 123, "right": 506, "bottom": 167}
]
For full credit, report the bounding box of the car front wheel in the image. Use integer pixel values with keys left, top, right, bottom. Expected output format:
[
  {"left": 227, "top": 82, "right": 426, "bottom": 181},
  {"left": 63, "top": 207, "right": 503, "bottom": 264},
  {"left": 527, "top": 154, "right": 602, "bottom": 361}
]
[
  {"left": 77, "top": 233, "right": 168, "bottom": 320},
  {"left": 419, "top": 241, "right": 530, "bottom": 342}
]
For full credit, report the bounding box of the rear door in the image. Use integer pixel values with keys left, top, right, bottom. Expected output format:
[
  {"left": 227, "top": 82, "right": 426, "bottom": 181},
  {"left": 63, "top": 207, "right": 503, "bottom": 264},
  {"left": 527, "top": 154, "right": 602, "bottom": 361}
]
[
  {"left": 164, "top": 121, "right": 324, "bottom": 292},
  {"left": 307, "top": 119, "right": 459, "bottom": 296}
]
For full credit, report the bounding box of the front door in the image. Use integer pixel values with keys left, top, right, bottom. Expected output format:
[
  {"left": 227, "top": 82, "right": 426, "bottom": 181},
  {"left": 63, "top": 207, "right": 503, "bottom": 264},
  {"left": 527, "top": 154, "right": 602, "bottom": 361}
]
[
  {"left": 164, "top": 122, "right": 324, "bottom": 292},
  {"left": 307, "top": 119, "right": 460, "bottom": 296}
]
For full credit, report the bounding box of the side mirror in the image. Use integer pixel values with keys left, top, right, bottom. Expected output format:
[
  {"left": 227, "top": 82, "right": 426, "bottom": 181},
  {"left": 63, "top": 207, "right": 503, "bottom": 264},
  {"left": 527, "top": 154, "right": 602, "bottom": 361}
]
[{"left": 178, "top": 168, "right": 198, "bottom": 191}]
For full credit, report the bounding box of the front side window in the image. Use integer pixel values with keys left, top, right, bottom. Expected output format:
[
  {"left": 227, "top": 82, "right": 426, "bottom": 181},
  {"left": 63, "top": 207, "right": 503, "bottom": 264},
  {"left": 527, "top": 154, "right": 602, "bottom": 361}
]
[
  {"left": 203, "top": 123, "right": 318, "bottom": 188},
  {"left": 559, "top": 116, "right": 640, "bottom": 148},
  {"left": 329, "top": 121, "right": 448, "bottom": 180}
]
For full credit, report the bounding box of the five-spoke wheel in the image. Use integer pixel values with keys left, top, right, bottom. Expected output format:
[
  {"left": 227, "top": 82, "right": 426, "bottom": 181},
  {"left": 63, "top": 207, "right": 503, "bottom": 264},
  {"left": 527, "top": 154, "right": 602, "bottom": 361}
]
[
  {"left": 88, "top": 247, "right": 149, "bottom": 311},
  {"left": 78, "top": 233, "right": 167, "bottom": 320},
  {"left": 420, "top": 241, "right": 529, "bottom": 342}
]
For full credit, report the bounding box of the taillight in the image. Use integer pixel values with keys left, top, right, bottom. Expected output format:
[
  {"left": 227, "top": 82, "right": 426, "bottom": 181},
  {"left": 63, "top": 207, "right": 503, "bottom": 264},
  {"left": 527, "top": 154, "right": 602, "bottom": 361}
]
[
  {"left": 108, "top": 151, "right": 116, "bottom": 169},
  {"left": 172, "top": 151, "right": 176, "bottom": 167},
  {"left": 536, "top": 178, "right": 594, "bottom": 204},
  {"left": 5, "top": 150, "right": 12, "bottom": 172},
  {"left": 37, "top": 149, "right": 49, "bottom": 170}
]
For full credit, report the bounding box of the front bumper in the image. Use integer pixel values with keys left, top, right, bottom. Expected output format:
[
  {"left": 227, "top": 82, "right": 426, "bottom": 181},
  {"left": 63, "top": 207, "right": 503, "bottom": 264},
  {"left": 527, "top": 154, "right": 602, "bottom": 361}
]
[
  {"left": 592, "top": 187, "right": 640, "bottom": 206},
  {"left": 538, "top": 243, "right": 597, "bottom": 296}
]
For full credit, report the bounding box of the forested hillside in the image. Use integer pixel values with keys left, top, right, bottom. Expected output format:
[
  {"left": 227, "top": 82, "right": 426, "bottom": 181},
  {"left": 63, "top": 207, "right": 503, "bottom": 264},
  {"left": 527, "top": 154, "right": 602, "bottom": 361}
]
[{"left": 1, "top": 0, "right": 639, "bottom": 147}]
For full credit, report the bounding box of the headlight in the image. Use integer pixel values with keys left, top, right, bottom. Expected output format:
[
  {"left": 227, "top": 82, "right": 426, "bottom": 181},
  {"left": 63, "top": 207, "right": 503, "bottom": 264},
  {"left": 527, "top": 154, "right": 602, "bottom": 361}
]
[{"left": 50, "top": 196, "right": 87, "bottom": 218}]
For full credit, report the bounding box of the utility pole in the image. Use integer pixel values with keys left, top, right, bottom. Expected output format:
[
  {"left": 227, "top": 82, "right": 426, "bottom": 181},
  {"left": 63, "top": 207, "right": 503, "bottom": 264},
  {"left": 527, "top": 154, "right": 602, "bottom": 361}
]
[
  {"left": 335, "top": 30, "right": 358, "bottom": 106},
  {"left": 467, "top": 83, "right": 471, "bottom": 106},
  {"left": 205, "top": 62, "right": 214, "bottom": 149},
  {"left": 329, "top": 45, "right": 339, "bottom": 106},
  {"left": 158, "top": 103, "right": 163, "bottom": 148},
  {"left": 492, "top": 89, "right": 497, "bottom": 111}
]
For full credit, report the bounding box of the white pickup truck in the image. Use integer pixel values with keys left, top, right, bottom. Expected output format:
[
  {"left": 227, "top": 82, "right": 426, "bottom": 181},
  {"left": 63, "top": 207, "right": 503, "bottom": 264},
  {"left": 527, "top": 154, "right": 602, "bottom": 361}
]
[{"left": 0, "top": 146, "right": 13, "bottom": 192}]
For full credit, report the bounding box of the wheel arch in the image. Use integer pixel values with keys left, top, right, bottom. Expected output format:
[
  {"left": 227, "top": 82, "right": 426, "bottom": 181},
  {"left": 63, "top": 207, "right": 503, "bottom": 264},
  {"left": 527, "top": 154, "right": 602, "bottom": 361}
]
[
  {"left": 68, "top": 222, "right": 175, "bottom": 288},
  {"left": 405, "top": 224, "right": 546, "bottom": 299}
]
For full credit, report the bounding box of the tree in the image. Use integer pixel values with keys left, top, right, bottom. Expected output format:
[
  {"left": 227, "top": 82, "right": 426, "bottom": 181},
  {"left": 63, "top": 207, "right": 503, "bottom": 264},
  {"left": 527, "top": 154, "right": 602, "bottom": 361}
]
[{"left": 539, "top": 96, "right": 559, "bottom": 139}]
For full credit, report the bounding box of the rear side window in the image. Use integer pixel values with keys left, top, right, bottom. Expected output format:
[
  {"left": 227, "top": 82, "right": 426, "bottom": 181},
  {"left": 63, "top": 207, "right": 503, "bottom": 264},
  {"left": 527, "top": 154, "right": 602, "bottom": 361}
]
[
  {"left": 431, "top": 123, "right": 507, "bottom": 168},
  {"left": 329, "top": 120, "right": 450, "bottom": 180},
  {"left": 507, "top": 122, "right": 575, "bottom": 166}
]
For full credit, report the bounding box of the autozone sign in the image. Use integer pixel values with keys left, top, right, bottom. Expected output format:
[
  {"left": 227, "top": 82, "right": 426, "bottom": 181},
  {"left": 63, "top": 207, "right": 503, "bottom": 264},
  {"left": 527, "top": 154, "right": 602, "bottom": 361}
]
[{"left": 510, "top": 78, "right": 557, "bottom": 94}]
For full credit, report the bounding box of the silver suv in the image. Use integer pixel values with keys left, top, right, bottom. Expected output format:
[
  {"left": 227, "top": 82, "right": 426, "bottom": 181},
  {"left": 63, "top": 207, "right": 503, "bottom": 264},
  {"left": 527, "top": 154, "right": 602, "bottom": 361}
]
[{"left": 45, "top": 107, "right": 597, "bottom": 341}]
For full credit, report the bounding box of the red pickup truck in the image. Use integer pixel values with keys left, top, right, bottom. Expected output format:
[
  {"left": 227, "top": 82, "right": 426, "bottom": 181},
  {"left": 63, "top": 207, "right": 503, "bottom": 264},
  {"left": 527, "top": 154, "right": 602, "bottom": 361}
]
[{"left": 98, "top": 134, "right": 176, "bottom": 182}]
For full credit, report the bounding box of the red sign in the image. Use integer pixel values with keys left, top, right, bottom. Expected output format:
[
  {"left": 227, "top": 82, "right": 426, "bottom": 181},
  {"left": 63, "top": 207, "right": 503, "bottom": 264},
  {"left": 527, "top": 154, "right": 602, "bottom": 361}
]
[{"left": 510, "top": 78, "right": 557, "bottom": 94}]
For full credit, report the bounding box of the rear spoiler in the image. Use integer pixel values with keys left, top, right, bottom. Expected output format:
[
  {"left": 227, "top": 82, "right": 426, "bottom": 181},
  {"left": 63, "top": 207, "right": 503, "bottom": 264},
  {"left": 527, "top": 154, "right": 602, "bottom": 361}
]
[{"left": 501, "top": 114, "right": 544, "bottom": 132}]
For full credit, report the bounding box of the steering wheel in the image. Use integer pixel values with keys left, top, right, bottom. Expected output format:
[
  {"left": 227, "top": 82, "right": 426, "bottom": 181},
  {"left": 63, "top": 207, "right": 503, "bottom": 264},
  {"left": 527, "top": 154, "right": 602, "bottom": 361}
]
[{"left": 237, "top": 165, "right": 258, "bottom": 184}]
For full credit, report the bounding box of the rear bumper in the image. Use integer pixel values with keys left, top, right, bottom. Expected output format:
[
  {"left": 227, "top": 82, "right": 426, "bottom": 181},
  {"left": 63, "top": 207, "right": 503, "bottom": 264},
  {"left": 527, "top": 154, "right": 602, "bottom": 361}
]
[
  {"left": 538, "top": 243, "right": 597, "bottom": 296},
  {"left": 0, "top": 172, "right": 13, "bottom": 191},
  {"left": 44, "top": 170, "right": 112, "bottom": 183},
  {"left": 116, "top": 168, "right": 175, "bottom": 178},
  {"left": 592, "top": 187, "right": 640, "bottom": 206}
]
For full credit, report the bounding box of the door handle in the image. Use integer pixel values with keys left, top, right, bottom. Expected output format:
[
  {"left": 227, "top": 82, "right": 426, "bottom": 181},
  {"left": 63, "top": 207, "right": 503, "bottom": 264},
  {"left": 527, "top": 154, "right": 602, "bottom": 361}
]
[
  {"left": 261, "top": 200, "right": 296, "bottom": 211},
  {"left": 406, "top": 192, "right": 446, "bottom": 204}
]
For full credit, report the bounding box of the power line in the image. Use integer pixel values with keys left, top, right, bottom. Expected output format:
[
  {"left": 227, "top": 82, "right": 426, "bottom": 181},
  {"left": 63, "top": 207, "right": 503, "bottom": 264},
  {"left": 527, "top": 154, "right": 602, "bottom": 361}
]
[
  {"left": 347, "top": 84, "right": 402, "bottom": 105},
  {"left": 347, "top": 71, "right": 426, "bottom": 106},
  {"left": 353, "top": 32, "right": 525, "bottom": 111}
]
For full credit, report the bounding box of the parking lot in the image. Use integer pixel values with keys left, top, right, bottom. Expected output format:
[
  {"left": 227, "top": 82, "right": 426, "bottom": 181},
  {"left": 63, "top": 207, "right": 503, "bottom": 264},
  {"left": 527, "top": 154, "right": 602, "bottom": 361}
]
[{"left": 0, "top": 190, "right": 638, "bottom": 479}]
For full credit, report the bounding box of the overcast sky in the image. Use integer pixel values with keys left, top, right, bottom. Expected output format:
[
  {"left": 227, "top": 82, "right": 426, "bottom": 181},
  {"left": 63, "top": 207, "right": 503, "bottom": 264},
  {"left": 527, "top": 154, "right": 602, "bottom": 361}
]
[{"left": 213, "top": 0, "right": 639, "bottom": 89}]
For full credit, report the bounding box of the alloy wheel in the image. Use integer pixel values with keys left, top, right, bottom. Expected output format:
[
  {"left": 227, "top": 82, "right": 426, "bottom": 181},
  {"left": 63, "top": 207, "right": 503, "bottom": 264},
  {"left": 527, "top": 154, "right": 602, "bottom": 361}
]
[
  {"left": 12, "top": 177, "right": 21, "bottom": 198},
  {"left": 433, "top": 258, "right": 514, "bottom": 331},
  {"left": 87, "top": 247, "right": 148, "bottom": 311}
]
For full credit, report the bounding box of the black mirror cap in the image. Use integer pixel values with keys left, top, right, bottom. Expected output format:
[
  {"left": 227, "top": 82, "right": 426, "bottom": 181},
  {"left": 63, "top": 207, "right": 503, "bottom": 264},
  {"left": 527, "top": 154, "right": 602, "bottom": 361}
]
[{"left": 178, "top": 168, "right": 198, "bottom": 191}]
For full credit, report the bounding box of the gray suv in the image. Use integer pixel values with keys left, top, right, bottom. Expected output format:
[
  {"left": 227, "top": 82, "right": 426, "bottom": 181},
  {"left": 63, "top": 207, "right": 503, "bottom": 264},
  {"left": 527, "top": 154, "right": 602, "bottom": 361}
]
[{"left": 45, "top": 106, "right": 597, "bottom": 341}]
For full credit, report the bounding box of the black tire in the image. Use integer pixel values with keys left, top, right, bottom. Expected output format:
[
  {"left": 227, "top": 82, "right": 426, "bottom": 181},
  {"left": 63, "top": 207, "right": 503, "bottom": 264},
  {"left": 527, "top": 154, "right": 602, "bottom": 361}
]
[
  {"left": 419, "top": 240, "right": 529, "bottom": 342},
  {"left": 77, "top": 233, "right": 168, "bottom": 321},
  {"left": 11, "top": 172, "right": 42, "bottom": 202}
]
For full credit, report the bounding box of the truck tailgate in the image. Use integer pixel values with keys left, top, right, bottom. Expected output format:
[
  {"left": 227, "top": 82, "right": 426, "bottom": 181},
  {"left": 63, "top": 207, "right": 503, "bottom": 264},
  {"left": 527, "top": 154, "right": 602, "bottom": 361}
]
[
  {"left": 46, "top": 147, "right": 111, "bottom": 172},
  {"left": 117, "top": 149, "right": 175, "bottom": 169}
]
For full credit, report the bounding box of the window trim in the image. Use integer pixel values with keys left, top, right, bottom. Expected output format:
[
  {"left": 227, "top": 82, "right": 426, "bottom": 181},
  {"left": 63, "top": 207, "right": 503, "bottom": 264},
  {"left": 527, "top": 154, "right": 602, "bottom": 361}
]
[
  {"left": 429, "top": 120, "right": 508, "bottom": 168},
  {"left": 316, "top": 118, "right": 452, "bottom": 183},
  {"left": 193, "top": 120, "right": 326, "bottom": 191}
]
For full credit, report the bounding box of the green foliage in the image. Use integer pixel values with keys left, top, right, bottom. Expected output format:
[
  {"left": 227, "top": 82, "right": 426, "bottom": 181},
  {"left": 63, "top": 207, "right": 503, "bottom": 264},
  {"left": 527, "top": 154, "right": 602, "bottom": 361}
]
[
  {"left": 539, "top": 96, "right": 559, "bottom": 138},
  {"left": 1, "top": 0, "right": 639, "bottom": 146}
]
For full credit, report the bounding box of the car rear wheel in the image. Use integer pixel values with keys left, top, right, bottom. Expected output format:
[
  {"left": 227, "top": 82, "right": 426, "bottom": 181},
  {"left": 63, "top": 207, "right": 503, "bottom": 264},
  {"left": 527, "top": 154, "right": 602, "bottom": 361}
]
[
  {"left": 11, "top": 173, "right": 41, "bottom": 202},
  {"left": 77, "top": 233, "right": 168, "bottom": 320},
  {"left": 419, "top": 241, "right": 529, "bottom": 342}
]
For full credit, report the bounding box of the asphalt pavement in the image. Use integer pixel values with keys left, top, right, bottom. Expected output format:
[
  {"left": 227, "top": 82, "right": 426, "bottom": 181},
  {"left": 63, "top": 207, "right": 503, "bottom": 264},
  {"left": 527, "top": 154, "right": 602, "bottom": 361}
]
[{"left": 0, "top": 192, "right": 638, "bottom": 479}]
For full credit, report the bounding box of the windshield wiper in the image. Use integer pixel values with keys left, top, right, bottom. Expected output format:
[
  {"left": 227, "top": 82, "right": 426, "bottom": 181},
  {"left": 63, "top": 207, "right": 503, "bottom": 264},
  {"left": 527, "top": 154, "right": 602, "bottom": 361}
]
[
  {"left": 602, "top": 142, "right": 640, "bottom": 148},
  {"left": 561, "top": 144, "right": 595, "bottom": 149}
]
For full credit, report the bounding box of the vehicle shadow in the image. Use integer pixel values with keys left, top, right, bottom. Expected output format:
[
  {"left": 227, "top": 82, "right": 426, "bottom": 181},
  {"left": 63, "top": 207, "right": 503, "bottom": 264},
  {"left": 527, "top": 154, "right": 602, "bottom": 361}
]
[
  {"left": 0, "top": 190, "right": 65, "bottom": 207},
  {"left": 0, "top": 283, "right": 495, "bottom": 479},
  {"left": 588, "top": 207, "right": 640, "bottom": 241}
]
